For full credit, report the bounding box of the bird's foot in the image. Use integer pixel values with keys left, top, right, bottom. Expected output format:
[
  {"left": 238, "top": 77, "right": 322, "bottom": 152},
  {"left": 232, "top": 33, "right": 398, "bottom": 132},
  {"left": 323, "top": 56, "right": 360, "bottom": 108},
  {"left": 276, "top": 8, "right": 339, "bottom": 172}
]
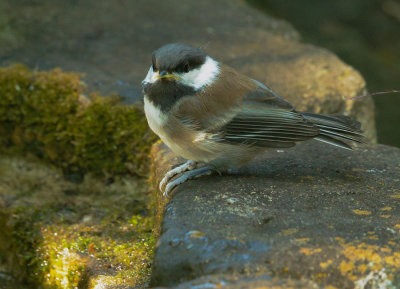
[
  {"left": 159, "top": 160, "right": 196, "bottom": 192},
  {"left": 163, "top": 165, "right": 213, "bottom": 197}
]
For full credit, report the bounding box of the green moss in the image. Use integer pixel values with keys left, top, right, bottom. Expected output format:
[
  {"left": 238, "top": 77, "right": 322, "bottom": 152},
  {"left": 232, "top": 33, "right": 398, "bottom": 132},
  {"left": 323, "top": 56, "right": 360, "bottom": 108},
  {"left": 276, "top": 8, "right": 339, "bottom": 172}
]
[
  {"left": 0, "top": 64, "right": 159, "bottom": 288},
  {"left": 0, "top": 64, "right": 157, "bottom": 178},
  {"left": 41, "top": 220, "right": 155, "bottom": 288},
  {"left": 0, "top": 155, "right": 156, "bottom": 288}
]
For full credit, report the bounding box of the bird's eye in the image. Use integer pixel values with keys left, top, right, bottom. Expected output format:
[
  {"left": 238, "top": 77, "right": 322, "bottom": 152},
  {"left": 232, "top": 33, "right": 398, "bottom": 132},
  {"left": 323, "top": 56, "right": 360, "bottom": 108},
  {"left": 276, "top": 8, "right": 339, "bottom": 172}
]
[
  {"left": 152, "top": 54, "right": 157, "bottom": 71},
  {"left": 183, "top": 63, "right": 190, "bottom": 73}
]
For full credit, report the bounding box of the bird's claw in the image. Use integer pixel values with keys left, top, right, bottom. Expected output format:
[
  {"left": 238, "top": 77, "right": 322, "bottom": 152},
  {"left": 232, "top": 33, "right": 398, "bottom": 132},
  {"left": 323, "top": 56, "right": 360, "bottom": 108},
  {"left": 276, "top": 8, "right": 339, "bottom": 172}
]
[
  {"left": 159, "top": 160, "right": 196, "bottom": 192},
  {"left": 161, "top": 165, "right": 214, "bottom": 198},
  {"left": 163, "top": 182, "right": 176, "bottom": 198}
]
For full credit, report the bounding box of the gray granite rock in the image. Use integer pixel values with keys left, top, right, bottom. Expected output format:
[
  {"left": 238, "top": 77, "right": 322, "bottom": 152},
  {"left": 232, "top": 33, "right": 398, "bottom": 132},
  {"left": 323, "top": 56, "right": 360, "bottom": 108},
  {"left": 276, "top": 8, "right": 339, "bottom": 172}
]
[
  {"left": 151, "top": 142, "right": 400, "bottom": 288},
  {"left": 0, "top": 0, "right": 375, "bottom": 140}
]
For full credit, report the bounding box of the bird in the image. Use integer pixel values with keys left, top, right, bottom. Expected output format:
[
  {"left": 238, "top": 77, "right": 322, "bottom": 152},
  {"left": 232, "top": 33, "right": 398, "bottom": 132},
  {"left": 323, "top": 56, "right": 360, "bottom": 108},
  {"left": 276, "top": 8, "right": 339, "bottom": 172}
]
[{"left": 142, "top": 43, "right": 365, "bottom": 197}]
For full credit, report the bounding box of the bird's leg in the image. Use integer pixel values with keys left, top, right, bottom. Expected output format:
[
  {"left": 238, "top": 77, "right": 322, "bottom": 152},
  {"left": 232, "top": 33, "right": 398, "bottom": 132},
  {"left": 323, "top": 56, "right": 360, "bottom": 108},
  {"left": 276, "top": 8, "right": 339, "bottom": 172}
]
[
  {"left": 159, "top": 160, "right": 196, "bottom": 191},
  {"left": 226, "top": 167, "right": 240, "bottom": 174},
  {"left": 163, "top": 165, "right": 214, "bottom": 197}
]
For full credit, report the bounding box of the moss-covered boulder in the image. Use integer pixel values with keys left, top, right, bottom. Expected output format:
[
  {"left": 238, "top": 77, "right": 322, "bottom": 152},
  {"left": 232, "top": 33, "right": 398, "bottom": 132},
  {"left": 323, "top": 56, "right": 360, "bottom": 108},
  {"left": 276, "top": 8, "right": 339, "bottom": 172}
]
[
  {"left": 0, "top": 64, "right": 157, "bottom": 179},
  {"left": 0, "top": 64, "right": 160, "bottom": 288}
]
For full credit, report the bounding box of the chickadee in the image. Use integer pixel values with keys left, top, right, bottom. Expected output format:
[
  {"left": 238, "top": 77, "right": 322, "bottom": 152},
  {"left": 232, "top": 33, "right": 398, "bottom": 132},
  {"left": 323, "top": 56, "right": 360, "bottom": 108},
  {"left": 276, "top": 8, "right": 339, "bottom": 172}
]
[{"left": 142, "top": 43, "right": 365, "bottom": 196}]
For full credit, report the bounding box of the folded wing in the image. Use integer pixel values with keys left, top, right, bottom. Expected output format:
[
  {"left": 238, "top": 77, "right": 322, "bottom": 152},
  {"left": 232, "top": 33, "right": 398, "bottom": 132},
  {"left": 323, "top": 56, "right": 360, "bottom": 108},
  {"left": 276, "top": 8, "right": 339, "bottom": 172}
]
[{"left": 218, "top": 80, "right": 320, "bottom": 148}]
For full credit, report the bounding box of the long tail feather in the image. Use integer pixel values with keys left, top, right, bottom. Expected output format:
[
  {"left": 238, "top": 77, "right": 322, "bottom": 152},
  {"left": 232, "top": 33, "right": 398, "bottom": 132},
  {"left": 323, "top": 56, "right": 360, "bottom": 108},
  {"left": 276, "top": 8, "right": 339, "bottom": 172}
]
[{"left": 301, "top": 112, "right": 366, "bottom": 149}]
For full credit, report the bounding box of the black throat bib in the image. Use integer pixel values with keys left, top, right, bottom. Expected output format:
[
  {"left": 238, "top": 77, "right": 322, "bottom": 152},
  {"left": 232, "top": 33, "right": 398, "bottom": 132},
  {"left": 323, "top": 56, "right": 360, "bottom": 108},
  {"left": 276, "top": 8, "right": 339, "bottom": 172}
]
[{"left": 143, "top": 80, "right": 196, "bottom": 112}]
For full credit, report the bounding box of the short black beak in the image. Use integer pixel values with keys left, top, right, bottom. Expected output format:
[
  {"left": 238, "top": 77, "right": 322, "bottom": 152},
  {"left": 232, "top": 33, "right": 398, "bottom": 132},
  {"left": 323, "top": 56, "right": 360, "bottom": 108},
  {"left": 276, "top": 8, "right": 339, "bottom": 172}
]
[{"left": 159, "top": 71, "right": 167, "bottom": 77}]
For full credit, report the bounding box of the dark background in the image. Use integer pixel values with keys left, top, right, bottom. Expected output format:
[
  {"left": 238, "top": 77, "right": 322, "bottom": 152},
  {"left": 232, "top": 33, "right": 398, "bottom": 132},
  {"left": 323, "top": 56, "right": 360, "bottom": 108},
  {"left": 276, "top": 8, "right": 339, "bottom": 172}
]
[{"left": 248, "top": 0, "right": 400, "bottom": 147}]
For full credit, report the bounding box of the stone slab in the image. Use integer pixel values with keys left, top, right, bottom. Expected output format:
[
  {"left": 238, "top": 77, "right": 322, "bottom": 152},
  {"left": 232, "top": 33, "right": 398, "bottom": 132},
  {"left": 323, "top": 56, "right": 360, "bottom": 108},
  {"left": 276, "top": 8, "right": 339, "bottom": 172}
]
[
  {"left": 151, "top": 142, "right": 400, "bottom": 288},
  {"left": 153, "top": 274, "right": 320, "bottom": 289}
]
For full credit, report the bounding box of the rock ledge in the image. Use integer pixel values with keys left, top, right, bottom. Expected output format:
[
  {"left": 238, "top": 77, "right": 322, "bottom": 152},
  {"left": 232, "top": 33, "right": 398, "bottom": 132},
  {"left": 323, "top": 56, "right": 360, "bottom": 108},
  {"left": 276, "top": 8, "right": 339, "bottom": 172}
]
[{"left": 151, "top": 142, "right": 400, "bottom": 289}]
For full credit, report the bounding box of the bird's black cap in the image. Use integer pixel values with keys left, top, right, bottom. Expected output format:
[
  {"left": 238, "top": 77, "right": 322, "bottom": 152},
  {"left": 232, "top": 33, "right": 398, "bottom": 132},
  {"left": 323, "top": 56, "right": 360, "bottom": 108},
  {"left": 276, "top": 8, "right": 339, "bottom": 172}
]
[{"left": 152, "top": 43, "right": 206, "bottom": 73}]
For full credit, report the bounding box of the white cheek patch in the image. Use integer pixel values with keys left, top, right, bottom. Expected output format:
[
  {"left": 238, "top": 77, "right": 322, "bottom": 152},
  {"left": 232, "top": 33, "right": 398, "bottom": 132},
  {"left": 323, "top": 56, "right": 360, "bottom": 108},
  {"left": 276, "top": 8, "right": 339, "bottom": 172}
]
[
  {"left": 177, "top": 56, "right": 220, "bottom": 90},
  {"left": 142, "top": 66, "right": 159, "bottom": 84},
  {"left": 142, "top": 56, "right": 220, "bottom": 89}
]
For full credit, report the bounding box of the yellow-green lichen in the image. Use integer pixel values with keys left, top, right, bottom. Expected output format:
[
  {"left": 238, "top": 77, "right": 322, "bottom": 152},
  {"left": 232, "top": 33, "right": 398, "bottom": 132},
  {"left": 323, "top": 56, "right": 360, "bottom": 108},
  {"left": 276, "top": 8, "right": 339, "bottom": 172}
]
[
  {"left": 0, "top": 64, "right": 157, "bottom": 178},
  {"left": 294, "top": 239, "right": 400, "bottom": 288}
]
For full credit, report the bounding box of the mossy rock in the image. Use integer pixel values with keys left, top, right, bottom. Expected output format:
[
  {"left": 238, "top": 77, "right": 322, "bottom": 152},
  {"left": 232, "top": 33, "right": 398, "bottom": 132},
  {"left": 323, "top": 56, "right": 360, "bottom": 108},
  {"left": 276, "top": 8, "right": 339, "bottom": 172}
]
[
  {"left": 0, "top": 64, "right": 158, "bottom": 287},
  {"left": 0, "top": 64, "right": 157, "bottom": 178},
  {"left": 0, "top": 154, "right": 155, "bottom": 288}
]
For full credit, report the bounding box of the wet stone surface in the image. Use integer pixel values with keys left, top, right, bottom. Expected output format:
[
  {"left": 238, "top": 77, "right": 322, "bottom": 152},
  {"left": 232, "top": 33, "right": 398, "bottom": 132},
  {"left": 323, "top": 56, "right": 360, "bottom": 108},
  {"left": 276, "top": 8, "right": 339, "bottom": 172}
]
[{"left": 151, "top": 142, "right": 400, "bottom": 288}]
